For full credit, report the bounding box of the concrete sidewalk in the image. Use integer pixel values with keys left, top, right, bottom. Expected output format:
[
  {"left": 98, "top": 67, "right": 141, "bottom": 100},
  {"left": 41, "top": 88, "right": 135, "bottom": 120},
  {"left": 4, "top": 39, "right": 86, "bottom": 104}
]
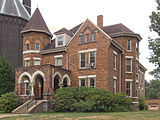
[{"left": 0, "top": 114, "right": 28, "bottom": 119}]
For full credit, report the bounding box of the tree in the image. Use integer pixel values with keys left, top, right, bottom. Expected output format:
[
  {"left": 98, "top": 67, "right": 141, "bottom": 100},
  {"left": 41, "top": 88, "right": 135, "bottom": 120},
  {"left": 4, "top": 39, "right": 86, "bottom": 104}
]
[
  {"left": 0, "top": 55, "right": 14, "bottom": 96},
  {"left": 148, "top": 0, "right": 160, "bottom": 79},
  {"left": 145, "top": 79, "right": 160, "bottom": 99}
]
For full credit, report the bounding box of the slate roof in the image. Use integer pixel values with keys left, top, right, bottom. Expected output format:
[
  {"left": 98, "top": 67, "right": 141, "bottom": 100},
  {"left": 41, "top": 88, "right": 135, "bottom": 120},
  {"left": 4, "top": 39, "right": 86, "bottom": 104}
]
[
  {"left": 54, "top": 28, "right": 74, "bottom": 37},
  {"left": 0, "top": 0, "right": 30, "bottom": 20},
  {"left": 21, "top": 8, "right": 52, "bottom": 36},
  {"left": 70, "top": 23, "right": 83, "bottom": 34}
]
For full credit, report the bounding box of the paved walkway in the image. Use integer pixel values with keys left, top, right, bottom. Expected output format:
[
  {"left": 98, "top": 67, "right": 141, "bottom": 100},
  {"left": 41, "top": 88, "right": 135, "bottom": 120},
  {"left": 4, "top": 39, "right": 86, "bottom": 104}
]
[{"left": 0, "top": 114, "right": 28, "bottom": 119}]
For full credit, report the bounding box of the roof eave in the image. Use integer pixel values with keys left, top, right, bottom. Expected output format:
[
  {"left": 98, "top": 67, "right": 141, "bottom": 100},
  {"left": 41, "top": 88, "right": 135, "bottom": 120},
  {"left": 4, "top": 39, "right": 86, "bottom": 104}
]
[
  {"left": 109, "top": 32, "right": 142, "bottom": 41},
  {"left": 21, "top": 29, "right": 53, "bottom": 37},
  {"left": 40, "top": 47, "right": 67, "bottom": 54}
]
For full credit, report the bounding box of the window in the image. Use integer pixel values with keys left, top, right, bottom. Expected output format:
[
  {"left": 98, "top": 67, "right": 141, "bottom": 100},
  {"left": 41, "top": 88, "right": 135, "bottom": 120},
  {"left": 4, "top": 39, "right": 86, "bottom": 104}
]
[
  {"left": 89, "top": 78, "right": 95, "bottom": 87},
  {"left": 114, "top": 54, "right": 117, "bottom": 70},
  {"left": 89, "top": 52, "right": 96, "bottom": 68},
  {"left": 55, "top": 57, "right": 62, "bottom": 67},
  {"left": 85, "top": 34, "right": 89, "bottom": 42},
  {"left": 80, "top": 53, "right": 86, "bottom": 68},
  {"left": 80, "top": 79, "right": 86, "bottom": 87},
  {"left": 26, "top": 44, "right": 29, "bottom": 51},
  {"left": 34, "top": 60, "right": 40, "bottom": 66},
  {"left": 35, "top": 43, "right": 40, "bottom": 50},
  {"left": 126, "top": 82, "right": 132, "bottom": 97},
  {"left": 126, "top": 58, "right": 132, "bottom": 72},
  {"left": 79, "top": 35, "right": 83, "bottom": 44},
  {"left": 58, "top": 36, "right": 63, "bottom": 46},
  {"left": 136, "top": 61, "right": 138, "bottom": 74},
  {"left": 136, "top": 83, "right": 138, "bottom": 97},
  {"left": 92, "top": 33, "right": 96, "bottom": 41},
  {"left": 113, "top": 79, "right": 116, "bottom": 94},
  {"left": 127, "top": 40, "right": 131, "bottom": 51},
  {"left": 25, "top": 82, "right": 29, "bottom": 95},
  {"left": 136, "top": 40, "right": 139, "bottom": 53},
  {"left": 25, "top": 60, "right": 29, "bottom": 67}
]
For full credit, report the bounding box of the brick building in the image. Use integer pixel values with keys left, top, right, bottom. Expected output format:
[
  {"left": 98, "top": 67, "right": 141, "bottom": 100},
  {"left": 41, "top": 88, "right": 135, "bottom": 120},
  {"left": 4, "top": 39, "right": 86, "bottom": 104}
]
[
  {"left": 0, "top": 0, "right": 31, "bottom": 69},
  {"left": 15, "top": 8, "right": 147, "bottom": 103}
]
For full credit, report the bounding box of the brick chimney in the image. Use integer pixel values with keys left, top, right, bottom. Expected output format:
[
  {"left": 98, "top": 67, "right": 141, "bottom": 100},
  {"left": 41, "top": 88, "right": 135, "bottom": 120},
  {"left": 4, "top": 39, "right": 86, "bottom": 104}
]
[
  {"left": 97, "top": 15, "right": 103, "bottom": 29},
  {"left": 23, "top": 0, "right": 31, "bottom": 15}
]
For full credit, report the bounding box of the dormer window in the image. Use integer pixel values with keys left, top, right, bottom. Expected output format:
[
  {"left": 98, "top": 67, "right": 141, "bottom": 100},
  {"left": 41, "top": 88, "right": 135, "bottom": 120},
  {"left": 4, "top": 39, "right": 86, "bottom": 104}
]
[
  {"left": 35, "top": 43, "right": 40, "bottom": 50},
  {"left": 26, "top": 44, "right": 29, "bottom": 51},
  {"left": 85, "top": 34, "right": 89, "bottom": 43},
  {"left": 58, "top": 36, "right": 63, "bottom": 46}
]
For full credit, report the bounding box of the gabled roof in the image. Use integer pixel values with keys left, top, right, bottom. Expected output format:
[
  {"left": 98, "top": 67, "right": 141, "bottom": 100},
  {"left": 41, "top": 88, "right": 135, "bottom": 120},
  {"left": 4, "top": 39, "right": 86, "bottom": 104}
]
[
  {"left": 0, "top": 0, "right": 30, "bottom": 20},
  {"left": 70, "top": 23, "right": 83, "bottom": 34},
  {"left": 54, "top": 28, "right": 74, "bottom": 37},
  {"left": 21, "top": 8, "right": 52, "bottom": 37},
  {"left": 103, "top": 23, "right": 134, "bottom": 34}
]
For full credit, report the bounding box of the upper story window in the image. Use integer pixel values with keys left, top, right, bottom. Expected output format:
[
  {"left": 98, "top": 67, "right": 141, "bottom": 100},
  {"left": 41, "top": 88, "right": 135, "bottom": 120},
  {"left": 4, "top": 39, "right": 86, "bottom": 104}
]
[
  {"left": 89, "top": 52, "right": 96, "bottom": 68},
  {"left": 79, "top": 78, "right": 86, "bottom": 87},
  {"left": 58, "top": 36, "right": 63, "bottom": 46},
  {"left": 35, "top": 43, "right": 40, "bottom": 50},
  {"left": 136, "top": 61, "right": 138, "bottom": 74},
  {"left": 26, "top": 44, "right": 29, "bottom": 51},
  {"left": 80, "top": 53, "right": 86, "bottom": 68},
  {"left": 85, "top": 34, "right": 89, "bottom": 43},
  {"left": 92, "top": 33, "right": 96, "bottom": 41},
  {"left": 25, "top": 60, "right": 30, "bottom": 67},
  {"left": 79, "top": 35, "right": 83, "bottom": 44},
  {"left": 136, "top": 40, "right": 139, "bottom": 53},
  {"left": 113, "top": 53, "right": 117, "bottom": 70},
  {"left": 113, "top": 79, "right": 116, "bottom": 94},
  {"left": 127, "top": 40, "right": 131, "bottom": 51},
  {"left": 126, "top": 58, "right": 132, "bottom": 73},
  {"left": 34, "top": 60, "right": 40, "bottom": 66},
  {"left": 55, "top": 57, "right": 62, "bottom": 67},
  {"left": 126, "top": 81, "right": 132, "bottom": 97},
  {"left": 89, "top": 78, "right": 95, "bottom": 87}
]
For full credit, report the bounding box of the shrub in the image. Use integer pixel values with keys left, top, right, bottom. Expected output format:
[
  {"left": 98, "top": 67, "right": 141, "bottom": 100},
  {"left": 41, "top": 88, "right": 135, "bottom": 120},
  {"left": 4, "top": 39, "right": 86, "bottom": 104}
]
[
  {"left": 139, "top": 97, "right": 147, "bottom": 110},
  {"left": 52, "top": 87, "right": 133, "bottom": 112},
  {"left": 0, "top": 92, "right": 18, "bottom": 113}
]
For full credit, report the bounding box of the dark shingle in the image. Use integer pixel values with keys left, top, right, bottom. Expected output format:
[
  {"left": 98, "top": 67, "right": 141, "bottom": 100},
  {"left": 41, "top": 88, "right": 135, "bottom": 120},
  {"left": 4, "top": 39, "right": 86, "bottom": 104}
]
[
  {"left": 54, "top": 28, "right": 74, "bottom": 37},
  {"left": 69, "top": 23, "right": 83, "bottom": 34},
  {"left": 21, "top": 8, "right": 52, "bottom": 36}
]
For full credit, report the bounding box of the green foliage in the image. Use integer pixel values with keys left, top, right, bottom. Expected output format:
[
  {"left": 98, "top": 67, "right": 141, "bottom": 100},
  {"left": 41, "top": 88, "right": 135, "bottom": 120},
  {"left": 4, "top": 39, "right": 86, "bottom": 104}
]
[
  {"left": 52, "top": 87, "right": 133, "bottom": 112},
  {"left": 139, "top": 97, "right": 147, "bottom": 110},
  {"left": 0, "top": 55, "right": 14, "bottom": 96},
  {"left": 148, "top": 0, "right": 160, "bottom": 79},
  {"left": 0, "top": 92, "right": 18, "bottom": 113},
  {"left": 112, "top": 93, "right": 132, "bottom": 111},
  {"left": 145, "top": 79, "right": 160, "bottom": 99}
]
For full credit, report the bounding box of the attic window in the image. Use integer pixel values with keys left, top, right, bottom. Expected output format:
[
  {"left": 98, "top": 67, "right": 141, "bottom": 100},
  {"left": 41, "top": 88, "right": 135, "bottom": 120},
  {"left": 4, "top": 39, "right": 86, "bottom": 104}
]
[
  {"left": 58, "top": 36, "right": 63, "bottom": 46},
  {"left": 26, "top": 44, "right": 29, "bottom": 51}
]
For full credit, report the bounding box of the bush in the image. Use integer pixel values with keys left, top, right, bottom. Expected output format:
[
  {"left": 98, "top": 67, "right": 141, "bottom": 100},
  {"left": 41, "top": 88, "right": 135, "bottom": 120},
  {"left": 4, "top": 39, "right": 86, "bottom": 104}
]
[
  {"left": 52, "top": 87, "right": 133, "bottom": 112},
  {"left": 0, "top": 92, "right": 18, "bottom": 113},
  {"left": 139, "top": 97, "right": 147, "bottom": 110}
]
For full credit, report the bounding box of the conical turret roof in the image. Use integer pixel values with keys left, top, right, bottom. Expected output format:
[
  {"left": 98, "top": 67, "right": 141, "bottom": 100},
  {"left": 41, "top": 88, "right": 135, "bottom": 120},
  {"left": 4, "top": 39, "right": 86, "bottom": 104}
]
[
  {"left": 0, "top": 0, "right": 30, "bottom": 20},
  {"left": 21, "top": 8, "right": 52, "bottom": 37}
]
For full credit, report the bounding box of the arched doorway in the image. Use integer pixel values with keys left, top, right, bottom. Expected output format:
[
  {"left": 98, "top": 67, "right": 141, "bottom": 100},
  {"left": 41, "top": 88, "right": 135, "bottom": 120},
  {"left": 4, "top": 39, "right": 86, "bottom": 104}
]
[
  {"left": 34, "top": 74, "right": 44, "bottom": 100},
  {"left": 63, "top": 78, "right": 68, "bottom": 87},
  {"left": 54, "top": 75, "right": 60, "bottom": 92}
]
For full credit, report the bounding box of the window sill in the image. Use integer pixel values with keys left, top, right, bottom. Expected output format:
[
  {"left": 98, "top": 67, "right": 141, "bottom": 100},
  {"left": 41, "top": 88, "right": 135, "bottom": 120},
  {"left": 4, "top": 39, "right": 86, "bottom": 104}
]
[
  {"left": 79, "top": 40, "right": 97, "bottom": 45},
  {"left": 127, "top": 50, "right": 132, "bottom": 52},
  {"left": 114, "top": 68, "right": 117, "bottom": 71},
  {"left": 79, "top": 67, "right": 96, "bottom": 70},
  {"left": 126, "top": 72, "right": 133, "bottom": 74}
]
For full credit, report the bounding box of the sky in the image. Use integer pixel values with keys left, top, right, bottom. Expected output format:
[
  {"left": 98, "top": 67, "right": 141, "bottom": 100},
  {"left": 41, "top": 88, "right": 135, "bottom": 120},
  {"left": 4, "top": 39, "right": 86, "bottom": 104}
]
[{"left": 30, "top": 0, "right": 157, "bottom": 81}]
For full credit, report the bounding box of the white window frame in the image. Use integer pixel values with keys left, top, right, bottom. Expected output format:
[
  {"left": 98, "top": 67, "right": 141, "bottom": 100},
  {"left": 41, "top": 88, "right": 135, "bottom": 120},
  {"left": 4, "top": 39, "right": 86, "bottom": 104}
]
[
  {"left": 89, "top": 52, "right": 96, "bottom": 68},
  {"left": 58, "top": 36, "right": 63, "bottom": 46},
  {"left": 88, "top": 77, "right": 96, "bottom": 87},
  {"left": 79, "top": 53, "right": 86, "bottom": 69},
  {"left": 24, "top": 81, "right": 29, "bottom": 95},
  {"left": 25, "top": 60, "right": 30, "bottom": 67},
  {"left": 35, "top": 43, "right": 40, "bottom": 51},
  {"left": 79, "top": 78, "right": 86, "bottom": 87},
  {"left": 55, "top": 57, "right": 63, "bottom": 67},
  {"left": 34, "top": 60, "right": 40, "bottom": 66},
  {"left": 113, "top": 51, "right": 117, "bottom": 70},
  {"left": 126, "top": 58, "right": 132, "bottom": 73},
  {"left": 125, "top": 81, "right": 132, "bottom": 97},
  {"left": 127, "top": 40, "right": 131, "bottom": 51},
  {"left": 113, "top": 78, "right": 117, "bottom": 94}
]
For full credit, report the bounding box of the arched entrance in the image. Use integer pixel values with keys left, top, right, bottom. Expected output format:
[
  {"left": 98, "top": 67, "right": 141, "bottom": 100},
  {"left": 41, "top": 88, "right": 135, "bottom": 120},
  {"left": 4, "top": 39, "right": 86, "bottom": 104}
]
[
  {"left": 34, "top": 74, "right": 44, "bottom": 100},
  {"left": 54, "top": 75, "right": 60, "bottom": 92},
  {"left": 63, "top": 78, "right": 68, "bottom": 87}
]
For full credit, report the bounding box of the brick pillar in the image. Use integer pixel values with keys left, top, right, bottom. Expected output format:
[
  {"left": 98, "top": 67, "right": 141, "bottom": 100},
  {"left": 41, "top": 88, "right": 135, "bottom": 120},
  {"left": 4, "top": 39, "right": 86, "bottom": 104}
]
[{"left": 97, "top": 15, "right": 103, "bottom": 29}]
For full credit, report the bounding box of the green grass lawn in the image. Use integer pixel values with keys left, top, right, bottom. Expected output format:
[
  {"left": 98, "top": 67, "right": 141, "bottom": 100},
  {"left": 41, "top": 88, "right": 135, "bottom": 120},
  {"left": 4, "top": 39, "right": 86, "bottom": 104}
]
[{"left": 2, "top": 110, "right": 160, "bottom": 120}]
